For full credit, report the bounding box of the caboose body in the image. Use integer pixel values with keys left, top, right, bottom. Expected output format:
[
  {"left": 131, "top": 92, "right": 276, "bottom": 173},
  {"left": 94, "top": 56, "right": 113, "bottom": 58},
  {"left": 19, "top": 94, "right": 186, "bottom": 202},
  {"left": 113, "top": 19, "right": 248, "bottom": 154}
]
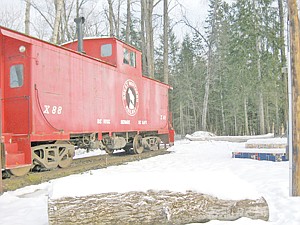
[{"left": 0, "top": 26, "right": 174, "bottom": 176}]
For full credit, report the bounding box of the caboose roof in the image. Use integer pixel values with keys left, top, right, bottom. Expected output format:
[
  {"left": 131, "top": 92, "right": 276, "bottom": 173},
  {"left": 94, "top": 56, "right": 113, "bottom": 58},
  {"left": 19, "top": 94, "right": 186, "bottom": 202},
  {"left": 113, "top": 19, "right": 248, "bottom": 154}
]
[
  {"left": 61, "top": 36, "right": 140, "bottom": 52},
  {"left": 0, "top": 26, "right": 171, "bottom": 89},
  {"left": 0, "top": 25, "right": 115, "bottom": 67}
]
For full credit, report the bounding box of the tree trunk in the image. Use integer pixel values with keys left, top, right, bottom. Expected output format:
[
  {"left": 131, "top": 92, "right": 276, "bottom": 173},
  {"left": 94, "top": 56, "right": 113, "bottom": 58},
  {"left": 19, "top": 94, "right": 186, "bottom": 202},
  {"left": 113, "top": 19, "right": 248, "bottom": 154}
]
[
  {"left": 278, "top": 0, "right": 288, "bottom": 134},
  {"left": 288, "top": 0, "right": 300, "bottom": 196},
  {"left": 179, "top": 101, "right": 185, "bottom": 135},
  {"left": 107, "top": 0, "right": 114, "bottom": 37},
  {"left": 125, "top": 0, "right": 131, "bottom": 43},
  {"left": 201, "top": 1, "right": 217, "bottom": 131},
  {"left": 278, "top": 0, "right": 286, "bottom": 70},
  {"left": 24, "top": 0, "right": 31, "bottom": 35},
  {"left": 192, "top": 100, "right": 197, "bottom": 132},
  {"left": 114, "top": 0, "right": 121, "bottom": 38},
  {"left": 258, "top": 92, "right": 265, "bottom": 134},
  {"left": 48, "top": 190, "right": 269, "bottom": 225},
  {"left": 220, "top": 85, "right": 226, "bottom": 134},
  {"left": 163, "top": 0, "right": 169, "bottom": 84},
  {"left": 51, "top": 0, "right": 64, "bottom": 44},
  {"left": 60, "top": 0, "right": 67, "bottom": 43},
  {"left": 202, "top": 65, "right": 211, "bottom": 131},
  {"left": 266, "top": 97, "right": 270, "bottom": 133},
  {"left": 275, "top": 92, "right": 279, "bottom": 136},
  {"left": 141, "top": 0, "right": 147, "bottom": 75},
  {"left": 256, "top": 36, "right": 265, "bottom": 134},
  {"left": 244, "top": 97, "right": 249, "bottom": 135},
  {"left": 145, "top": 0, "right": 154, "bottom": 78},
  {"left": 234, "top": 110, "right": 237, "bottom": 135}
]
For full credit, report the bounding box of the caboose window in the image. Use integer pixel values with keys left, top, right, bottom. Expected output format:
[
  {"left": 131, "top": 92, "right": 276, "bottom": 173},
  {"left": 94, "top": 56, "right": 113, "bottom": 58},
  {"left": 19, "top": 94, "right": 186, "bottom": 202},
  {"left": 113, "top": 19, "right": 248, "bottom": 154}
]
[
  {"left": 130, "top": 52, "right": 136, "bottom": 67},
  {"left": 101, "top": 44, "right": 112, "bottom": 57},
  {"left": 10, "top": 64, "right": 24, "bottom": 88},
  {"left": 123, "top": 48, "right": 129, "bottom": 65},
  {"left": 123, "top": 48, "right": 136, "bottom": 67}
]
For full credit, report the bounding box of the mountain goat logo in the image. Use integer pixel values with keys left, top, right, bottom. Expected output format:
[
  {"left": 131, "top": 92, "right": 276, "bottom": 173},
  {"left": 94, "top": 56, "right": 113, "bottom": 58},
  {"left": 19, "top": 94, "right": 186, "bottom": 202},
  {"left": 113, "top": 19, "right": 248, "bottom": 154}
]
[{"left": 122, "top": 79, "right": 139, "bottom": 116}]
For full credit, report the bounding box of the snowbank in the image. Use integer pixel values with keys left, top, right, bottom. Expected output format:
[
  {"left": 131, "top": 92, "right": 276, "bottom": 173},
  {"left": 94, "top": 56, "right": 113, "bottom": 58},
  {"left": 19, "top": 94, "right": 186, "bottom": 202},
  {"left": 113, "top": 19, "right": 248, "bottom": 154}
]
[{"left": 1, "top": 140, "right": 300, "bottom": 225}]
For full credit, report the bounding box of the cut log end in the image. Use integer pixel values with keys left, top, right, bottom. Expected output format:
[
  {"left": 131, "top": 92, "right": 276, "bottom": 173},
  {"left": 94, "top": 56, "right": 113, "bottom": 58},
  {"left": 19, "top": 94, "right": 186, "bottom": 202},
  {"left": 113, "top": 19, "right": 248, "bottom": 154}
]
[{"left": 48, "top": 190, "right": 269, "bottom": 225}]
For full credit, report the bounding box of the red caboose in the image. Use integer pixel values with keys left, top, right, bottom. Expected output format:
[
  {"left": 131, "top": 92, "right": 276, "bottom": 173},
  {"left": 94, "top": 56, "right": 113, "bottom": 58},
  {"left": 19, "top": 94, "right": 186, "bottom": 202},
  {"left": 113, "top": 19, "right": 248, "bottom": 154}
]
[{"left": 0, "top": 26, "right": 174, "bottom": 176}]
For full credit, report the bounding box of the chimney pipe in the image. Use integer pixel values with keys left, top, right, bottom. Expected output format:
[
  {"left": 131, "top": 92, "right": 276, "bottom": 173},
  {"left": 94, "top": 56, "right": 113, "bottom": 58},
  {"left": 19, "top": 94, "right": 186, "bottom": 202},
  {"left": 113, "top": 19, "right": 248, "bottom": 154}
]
[{"left": 74, "top": 17, "right": 85, "bottom": 53}]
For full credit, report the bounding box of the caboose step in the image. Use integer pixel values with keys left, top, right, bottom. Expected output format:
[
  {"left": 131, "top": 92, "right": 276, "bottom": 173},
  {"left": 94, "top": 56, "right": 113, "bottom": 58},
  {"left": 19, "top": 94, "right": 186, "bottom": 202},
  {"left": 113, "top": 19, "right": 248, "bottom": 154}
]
[
  {"left": 4, "top": 142, "right": 19, "bottom": 154},
  {"left": 6, "top": 152, "right": 26, "bottom": 168}
]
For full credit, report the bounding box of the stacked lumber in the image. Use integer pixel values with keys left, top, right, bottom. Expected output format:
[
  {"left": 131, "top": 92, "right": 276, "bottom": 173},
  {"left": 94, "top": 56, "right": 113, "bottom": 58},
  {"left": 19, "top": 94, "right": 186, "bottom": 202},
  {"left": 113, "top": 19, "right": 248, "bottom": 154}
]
[{"left": 232, "top": 138, "right": 288, "bottom": 162}]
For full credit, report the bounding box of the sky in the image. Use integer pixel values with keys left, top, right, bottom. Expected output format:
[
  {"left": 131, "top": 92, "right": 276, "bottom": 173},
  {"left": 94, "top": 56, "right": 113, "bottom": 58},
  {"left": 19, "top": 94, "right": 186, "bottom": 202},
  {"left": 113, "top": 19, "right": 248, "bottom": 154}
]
[
  {"left": 0, "top": 0, "right": 236, "bottom": 42},
  {"left": 1, "top": 136, "right": 299, "bottom": 225}
]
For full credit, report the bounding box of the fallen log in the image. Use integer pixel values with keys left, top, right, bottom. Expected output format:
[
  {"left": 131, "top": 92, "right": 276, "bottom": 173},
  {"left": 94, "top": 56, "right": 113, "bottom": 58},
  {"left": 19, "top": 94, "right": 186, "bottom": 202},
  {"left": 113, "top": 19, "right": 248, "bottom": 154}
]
[{"left": 48, "top": 190, "right": 269, "bottom": 225}]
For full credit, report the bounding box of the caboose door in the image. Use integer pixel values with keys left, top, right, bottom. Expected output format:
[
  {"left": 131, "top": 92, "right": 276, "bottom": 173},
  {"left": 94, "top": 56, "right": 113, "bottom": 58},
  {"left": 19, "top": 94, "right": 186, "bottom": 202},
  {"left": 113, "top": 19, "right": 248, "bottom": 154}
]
[
  {"left": 3, "top": 44, "right": 30, "bottom": 135},
  {"left": 1, "top": 38, "right": 32, "bottom": 172}
]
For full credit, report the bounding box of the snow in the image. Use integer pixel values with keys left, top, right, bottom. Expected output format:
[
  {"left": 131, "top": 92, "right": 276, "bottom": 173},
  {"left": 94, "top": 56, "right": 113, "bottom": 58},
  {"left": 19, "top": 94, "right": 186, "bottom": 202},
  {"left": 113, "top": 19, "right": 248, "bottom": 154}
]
[
  {"left": 1, "top": 138, "right": 300, "bottom": 225},
  {"left": 246, "top": 137, "right": 287, "bottom": 145},
  {"left": 73, "top": 148, "right": 106, "bottom": 159},
  {"left": 185, "top": 131, "right": 216, "bottom": 141},
  {"left": 188, "top": 131, "right": 216, "bottom": 137}
]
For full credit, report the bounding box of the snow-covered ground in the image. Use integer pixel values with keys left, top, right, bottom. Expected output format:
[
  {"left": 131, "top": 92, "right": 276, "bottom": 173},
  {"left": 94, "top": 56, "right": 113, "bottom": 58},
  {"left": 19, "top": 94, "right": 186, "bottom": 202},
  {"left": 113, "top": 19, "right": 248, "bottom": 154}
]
[{"left": 1, "top": 138, "right": 300, "bottom": 225}]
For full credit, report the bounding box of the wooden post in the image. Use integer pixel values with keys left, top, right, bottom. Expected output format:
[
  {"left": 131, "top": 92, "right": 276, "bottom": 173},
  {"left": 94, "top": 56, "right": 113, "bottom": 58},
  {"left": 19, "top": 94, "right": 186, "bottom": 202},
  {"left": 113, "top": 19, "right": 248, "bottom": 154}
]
[{"left": 288, "top": 0, "right": 300, "bottom": 196}]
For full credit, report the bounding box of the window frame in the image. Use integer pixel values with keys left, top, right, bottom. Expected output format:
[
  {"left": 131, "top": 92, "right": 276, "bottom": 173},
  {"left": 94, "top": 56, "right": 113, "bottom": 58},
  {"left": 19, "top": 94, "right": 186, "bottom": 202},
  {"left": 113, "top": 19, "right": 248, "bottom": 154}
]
[
  {"left": 123, "top": 47, "right": 136, "bottom": 68},
  {"left": 10, "top": 64, "right": 24, "bottom": 88},
  {"left": 100, "top": 43, "right": 113, "bottom": 57}
]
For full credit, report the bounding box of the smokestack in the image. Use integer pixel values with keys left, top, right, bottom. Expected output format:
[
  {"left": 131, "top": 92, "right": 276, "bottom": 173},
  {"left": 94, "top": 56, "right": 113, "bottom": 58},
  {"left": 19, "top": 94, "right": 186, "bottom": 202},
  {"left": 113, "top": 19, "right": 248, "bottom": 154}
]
[{"left": 74, "top": 17, "right": 85, "bottom": 53}]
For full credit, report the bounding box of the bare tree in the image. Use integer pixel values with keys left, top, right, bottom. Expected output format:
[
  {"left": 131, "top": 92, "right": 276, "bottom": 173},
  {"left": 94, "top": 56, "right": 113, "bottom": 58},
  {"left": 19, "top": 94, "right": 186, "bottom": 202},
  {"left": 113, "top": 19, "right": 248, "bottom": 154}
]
[
  {"left": 277, "top": 0, "right": 287, "bottom": 135},
  {"left": 141, "top": 0, "right": 160, "bottom": 78},
  {"left": 107, "top": 0, "right": 114, "bottom": 36},
  {"left": 182, "top": 1, "right": 217, "bottom": 131},
  {"left": 52, "top": 0, "right": 64, "bottom": 43},
  {"left": 125, "top": 0, "right": 131, "bottom": 43},
  {"left": 141, "top": 0, "right": 147, "bottom": 74},
  {"left": 0, "top": 8, "right": 23, "bottom": 30},
  {"left": 163, "top": 0, "right": 169, "bottom": 84},
  {"left": 256, "top": 36, "right": 265, "bottom": 134},
  {"left": 145, "top": 0, "right": 154, "bottom": 78},
  {"left": 106, "top": 0, "right": 123, "bottom": 38},
  {"left": 25, "top": 0, "right": 31, "bottom": 35}
]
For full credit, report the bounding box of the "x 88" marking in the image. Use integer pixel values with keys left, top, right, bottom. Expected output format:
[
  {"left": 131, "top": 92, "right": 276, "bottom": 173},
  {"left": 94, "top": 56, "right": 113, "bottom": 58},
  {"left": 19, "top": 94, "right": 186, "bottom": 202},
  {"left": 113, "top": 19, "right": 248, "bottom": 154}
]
[{"left": 43, "top": 105, "right": 63, "bottom": 115}]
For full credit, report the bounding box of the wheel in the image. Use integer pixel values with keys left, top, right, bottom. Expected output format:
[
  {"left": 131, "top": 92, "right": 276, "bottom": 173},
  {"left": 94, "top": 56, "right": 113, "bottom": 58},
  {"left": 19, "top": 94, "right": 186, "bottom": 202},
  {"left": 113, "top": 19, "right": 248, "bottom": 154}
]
[
  {"left": 9, "top": 165, "right": 31, "bottom": 177},
  {"left": 58, "top": 153, "right": 73, "bottom": 168},
  {"left": 133, "top": 135, "right": 144, "bottom": 154}
]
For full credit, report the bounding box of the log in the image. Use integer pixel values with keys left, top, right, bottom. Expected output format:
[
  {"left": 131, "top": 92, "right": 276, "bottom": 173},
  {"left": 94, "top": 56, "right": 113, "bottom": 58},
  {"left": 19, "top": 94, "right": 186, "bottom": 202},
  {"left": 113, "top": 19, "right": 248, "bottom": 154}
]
[{"left": 48, "top": 190, "right": 269, "bottom": 225}]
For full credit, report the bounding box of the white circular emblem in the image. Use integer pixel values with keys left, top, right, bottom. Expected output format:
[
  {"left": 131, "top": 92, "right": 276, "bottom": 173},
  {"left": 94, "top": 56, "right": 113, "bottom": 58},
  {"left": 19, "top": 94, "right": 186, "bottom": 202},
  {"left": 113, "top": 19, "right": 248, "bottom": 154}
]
[{"left": 122, "top": 79, "right": 139, "bottom": 116}]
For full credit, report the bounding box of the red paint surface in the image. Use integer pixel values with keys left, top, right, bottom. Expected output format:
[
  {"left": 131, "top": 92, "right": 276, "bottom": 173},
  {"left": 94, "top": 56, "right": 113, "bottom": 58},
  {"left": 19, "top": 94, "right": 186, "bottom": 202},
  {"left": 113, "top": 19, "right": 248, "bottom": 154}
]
[{"left": 0, "top": 26, "right": 173, "bottom": 169}]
